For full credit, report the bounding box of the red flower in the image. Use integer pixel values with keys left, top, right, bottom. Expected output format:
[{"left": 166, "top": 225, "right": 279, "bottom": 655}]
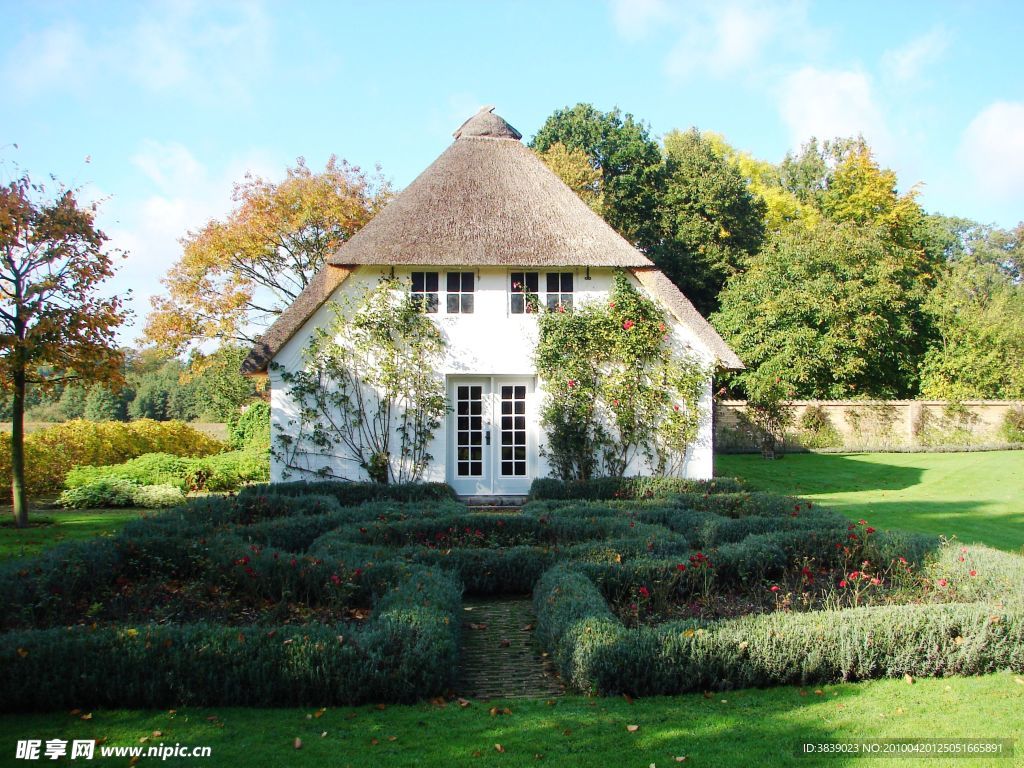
[
  {"left": 838, "top": 580, "right": 848, "bottom": 588},
  {"left": 353, "top": 568, "right": 363, "bottom": 577},
  {"left": 567, "top": 379, "right": 576, "bottom": 388},
  {"left": 676, "top": 564, "right": 686, "bottom": 572},
  {"left": 898, "top": 557, "right": 908, "bottom": 564},
  {"left": 969, "top": 570, "right": 977, "bottom": 577},
  {"left": 673, "top": 404, "right": 680, "bottom": 412},
  {"left": 238, "top": 556, "right": 250, "bottom": 566},
  {"left": 289, "top": 558, "right": 298, "bottom": 568},
  {"left": 623, "top": 319, "right": 635, "bottom": 331},
  {"left": 770, "top": 585, "right": 780, "bottom": 592},
  {"left": 865, "top": 527, "right": 876, "bottom": 534},
  {"left": 330, "top": 574, "right": 341, "bottom": 585},
  {"left": 557, "top": 304, "right": 566, "bottom": 313},
  {"left": 937, "top": 578, "right": 948, "bottom": 588},
  {"left": 870, "top": 577, "right": 881, "bottom": 586},
  {"left": 244, "top": 566, "right": 256, "bottom": 578},
  {"left": 638, "top": 586, "right": 650, "bottom": 598},
  {"left": 609, "top": 301, "right": 616, "bottom": 309},
  {"left": 848, "top": 571, "right": 859, "bottom": 579}
]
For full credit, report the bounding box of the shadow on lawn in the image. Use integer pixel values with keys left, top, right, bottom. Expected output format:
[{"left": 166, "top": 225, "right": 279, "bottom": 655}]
[{"left": 717, "top": 452, "right": 925, "bottom": 496}]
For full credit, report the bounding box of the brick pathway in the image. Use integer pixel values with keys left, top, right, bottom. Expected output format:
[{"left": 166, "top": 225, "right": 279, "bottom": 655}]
[{"left": 456, "top": 597, "right": 564, "bottom": 700}]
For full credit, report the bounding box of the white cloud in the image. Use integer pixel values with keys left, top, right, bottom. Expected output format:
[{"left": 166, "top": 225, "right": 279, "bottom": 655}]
[
  {"left": 778, "top": 66, "right": 888, "bottom": 149},
  {"left": 102, "top": 140, "right": 281, "bottom": 342},
  {"left": 959, "top": 101, "right": 1024, "bottom": 201},
  {"left": 610, "top": 0, "right": 673, "bottom": 42},
  {"left": 881, "top": 27, "right": 950, "bottom": 84},
  {"left": 3, "top": 2, "right": 271, "bottom": 102}
]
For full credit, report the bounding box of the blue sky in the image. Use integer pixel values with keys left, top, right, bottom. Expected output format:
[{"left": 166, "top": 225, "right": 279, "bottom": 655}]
[{"left": 2, "top": 0, "right": 1022, "bottom": 342}]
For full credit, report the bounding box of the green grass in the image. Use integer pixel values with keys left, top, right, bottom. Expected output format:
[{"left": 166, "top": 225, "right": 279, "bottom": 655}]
[
  {"left": 716, "top": 451, "right": 1024, "bottom": 552},
  {"left": 0, "top": 674, "right": 1019, "bottom": 767},
  {"left": 0, "top": 509, "right": 144, "bottom": 560}
]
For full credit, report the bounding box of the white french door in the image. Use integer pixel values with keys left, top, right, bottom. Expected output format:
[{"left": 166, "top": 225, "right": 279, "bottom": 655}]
[{"left": 447, "top": 376, "right": 535, "bottom": 496}]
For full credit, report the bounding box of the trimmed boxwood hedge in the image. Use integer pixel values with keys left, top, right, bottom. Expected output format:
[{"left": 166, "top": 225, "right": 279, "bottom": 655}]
[
  {"left": 240, "top": 480, "right": 456, "bottom": 505},
  {"left": 0, "top": 564, "right": 461, "bottom": 710},
  {"left": 534, "top": 562, "right": 1024, "bottom": 696},
  {"left": 529, "top": 476, "right": 745, "bottom": 501}
]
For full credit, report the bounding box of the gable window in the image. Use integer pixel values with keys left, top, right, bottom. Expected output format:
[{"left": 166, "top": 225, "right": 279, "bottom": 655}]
[
  {"left": 546, "top": 272, "right": 574, "bottom": 310},
  {"left": 509, "top": 271, "right": 540, "bottom": 314},
  {"left": 446, "top": 271, "right": 475, "bottom": 314},
  {"left": 411, "top": 271, "right": 439, "bottom": 313}
]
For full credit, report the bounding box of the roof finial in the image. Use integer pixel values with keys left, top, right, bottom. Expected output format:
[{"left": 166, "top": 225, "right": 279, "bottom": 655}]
[{"left": 453, "top": 106, "right": 522, "bottom": 140}]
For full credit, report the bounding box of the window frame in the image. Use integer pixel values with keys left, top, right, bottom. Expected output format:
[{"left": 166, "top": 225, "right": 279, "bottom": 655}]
[{"left": 445, "top": 271, "right": 476, "bottom": 314}]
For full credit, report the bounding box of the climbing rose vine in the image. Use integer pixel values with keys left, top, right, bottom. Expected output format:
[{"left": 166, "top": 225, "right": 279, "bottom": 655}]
[{"left": 534, "top": 271, "right": 708, "bottom": 480}]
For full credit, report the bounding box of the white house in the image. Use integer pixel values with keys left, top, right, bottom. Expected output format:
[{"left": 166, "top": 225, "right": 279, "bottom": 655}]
[{"left": 242, "top": 107, "right": 742, "bottom": 496}]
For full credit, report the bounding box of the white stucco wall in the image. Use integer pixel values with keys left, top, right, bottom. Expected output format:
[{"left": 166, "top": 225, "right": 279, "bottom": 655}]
[{"left": 269, "top": 266, "right": 717, "bottom": 489}]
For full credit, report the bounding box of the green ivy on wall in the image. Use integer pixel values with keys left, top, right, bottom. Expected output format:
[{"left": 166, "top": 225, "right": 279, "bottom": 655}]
[{"left": 535, "top": 271, "right": 708, "bottom": 480}]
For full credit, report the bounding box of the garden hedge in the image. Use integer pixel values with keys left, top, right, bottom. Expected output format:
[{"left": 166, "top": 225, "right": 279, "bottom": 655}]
[
  {"left": 534, "top": 562, "right": 1024, "bottom": 696},
  {"left": 529, "top": 476, "right": 745, "bottom": 501},
  {"left": 0, "top": 564, "right": 461, "bottom": 710}
]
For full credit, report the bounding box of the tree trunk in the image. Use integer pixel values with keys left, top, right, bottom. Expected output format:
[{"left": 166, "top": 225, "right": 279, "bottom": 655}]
[{"left": 11, "top": 366, "right": 27, "bottom": 528}]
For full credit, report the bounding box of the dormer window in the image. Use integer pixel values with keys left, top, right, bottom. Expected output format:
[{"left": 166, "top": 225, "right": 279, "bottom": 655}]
[{"left": 411, "top": 271, "right": 439, "bottom": 313}]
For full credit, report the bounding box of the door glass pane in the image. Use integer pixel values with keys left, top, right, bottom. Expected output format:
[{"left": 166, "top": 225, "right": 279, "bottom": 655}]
[
  {"left": 455, "top": 384, "right": 484, "bottom": 477},
  {"left": 498, "top": 384, "right": 528, "bottom": 476}
]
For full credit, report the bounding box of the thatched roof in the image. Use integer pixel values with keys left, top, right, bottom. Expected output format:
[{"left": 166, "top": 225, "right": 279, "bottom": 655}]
[
  {"left": 240, "top": 265, "right": 352, "bottom": 376},
  {"left": 631, "top": 267, "right": 744, "bottom": 370},
  {"left": 326, "top": 107, "right": 653, "bottom": 268},
  {"left": 241, "top": 107, "right": 743, "bottom": 374}
]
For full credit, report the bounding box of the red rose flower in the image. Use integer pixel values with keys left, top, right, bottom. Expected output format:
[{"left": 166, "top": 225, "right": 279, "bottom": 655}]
[
  {"left": 839, "top": 580, "right": 848, "bottom": 588},
  {"left": 770, "top": 585, "right": 780, "bottom": 592},
  {"left": 849, "top": 571, "right": 859, "bottom": 579},
  {"left": 969, "top": 570, "right": 977, "bottom": 577},
  {"left": 330, "top": 574, "right": 341, "bottom": 585},
  {"left": 676, "top": 564, "right": 686, "bottom": 572},
  {"left": 623, "top": 319, "right": 634, "bottom": 330},
  {"left": 638, "top": 586, "right": 650, "bottom": 598},
  {"left": 937, "top": 578, "right": 948, "bottom": 587}
]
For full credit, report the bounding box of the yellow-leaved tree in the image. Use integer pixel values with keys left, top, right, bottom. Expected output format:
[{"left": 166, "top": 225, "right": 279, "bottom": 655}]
[{"left": 145, "top": 156, "right": 391, "bottom": 352}]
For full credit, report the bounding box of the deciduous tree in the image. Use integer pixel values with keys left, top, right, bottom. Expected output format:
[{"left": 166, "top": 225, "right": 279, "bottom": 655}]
[
  {"left": 0, "top": 173, "right": 127, "bottom": 526},
  {"left": 145, "top": 157, "right": 390, "bottom": 352}
]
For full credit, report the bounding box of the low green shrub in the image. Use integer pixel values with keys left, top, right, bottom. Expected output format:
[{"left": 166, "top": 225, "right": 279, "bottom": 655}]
[
  {"left": 533, "top": 565, "right": 1024, "bottom": 696},
  {"left": 65, "top": 453, "right": 193, "bottom": 489},
  {"left": 228, "top": 400, "right": 271, "bottom": 450},
  {"left": 999, "top": 406, "right": 1024, "bottom": 443},
  {"left": 241, "top": 480, "right": 456, "bottom": 506},
  {"left": 0, "top": 565, "right": 461, "bottom": 710},
  {"left": 529, "top": 476, "right": 745, "bottom": 501},
  {"left": 58, "top": 479, "right": 186, "bottom": 509}
]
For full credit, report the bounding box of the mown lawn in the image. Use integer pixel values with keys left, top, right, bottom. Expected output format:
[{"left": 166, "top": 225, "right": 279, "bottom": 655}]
[
  {"left": 0, "top": 674, "right": 1020, "bottom": 767},
  {"left": 0, "top": 509, "right": 144, "bottom": 560},
  {"left": 716, "top": 451, "right": 1024, "bottom": 552}
]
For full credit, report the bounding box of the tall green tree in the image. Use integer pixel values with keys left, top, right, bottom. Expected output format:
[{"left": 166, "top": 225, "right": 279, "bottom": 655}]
[
  {"left": 712, "top": 222, "right": 927, "bottom": 399},
  {"left": 530, "top": 104, "right": 663, "bottom": 250},
  {"left": 653, "top": 128, "right": 766, "bottom": 315},
  {"left": 0, "top": 173, "right": 127, "bottom": 526}
]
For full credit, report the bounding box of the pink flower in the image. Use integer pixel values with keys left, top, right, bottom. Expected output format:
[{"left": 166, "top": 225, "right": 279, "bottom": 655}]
[
  {"left": 623, "top": 319, "right": 635, "bottom": 331},
  {"left": 848, "top": 571, "right": 859, "bottom": 580},
  {"left": 838, "top": 580, "right": 848, "bottom": 588},
  {"left": 673, "top": 404, "right": 680, "bottom": 412},
  {"left": 609, "top": 301, "right": 616, "bottom": 309},
  {"left": 937, "top": 578, "right": 948, "bottom": 588},
  {"left": 770, "top": 585, "right": 780, "bottom": 592},
  {"left": 898, "top": 557, "right": 908, "bottom": 565},
  {"left": 658, "top": 323, "right": 665, "bottom": 332},
  {"left": 330, "top": 574, "right": 341, "bottom": 585},
  {"left": 567, "top": 379, "right": 576, "bottom": 388},
  {"left": 556, "top": 304, "right": 566, "bottom": 313},
  {"left": 969, "top": 570, "right": 977, "bottom": 577},
  {"left": 870, "top": 577, "right": 881, "bottom": 586}
]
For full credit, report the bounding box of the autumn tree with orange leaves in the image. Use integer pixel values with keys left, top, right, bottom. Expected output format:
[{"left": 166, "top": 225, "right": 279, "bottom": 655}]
[
  {"left": 0, "top": 173, "right": 128, "bottom": 526},
  {"left": 145, "top": 157, "right": 391, "bottom": 352}
]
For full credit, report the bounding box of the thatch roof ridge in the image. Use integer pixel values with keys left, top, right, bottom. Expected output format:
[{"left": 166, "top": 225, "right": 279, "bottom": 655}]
[
  {"left": 630, "top": 267, "right": 744, "bottom": 370},
  {"left": 453, "top": 106, "right": 522, "bottom": 140},
  {"left": 240, "top": 265, "right": 353, "bottom": 376}
]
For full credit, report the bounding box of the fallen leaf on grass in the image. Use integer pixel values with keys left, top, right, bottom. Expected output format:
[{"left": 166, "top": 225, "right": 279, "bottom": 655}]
[
  {"left": 388, "top": 736, "right": 397, "bottom": 742},
  {"left": 458, "top": 698, "right": 472, "bottom": 708},
  {"left": 152, "top": 731, "right": 163, "bottom": 738},
  {"left": 320, "top": 732, "right": 327, "bottom": 738},
  {"left": 626, "top": 724, "right": 640, "bottom": 733},
  {"left": 376, "top": 703, "right": 387, "bottom": 711},
  {"left": 623, "top": 694, "right": 634, "bottom": 704},
  {"left": 521, "top": 623, "right": 535, "bottom": 631},
  {"left": 69, "top": 709, "right": 81, "bottom": 716},
  {"left": 545, "top": 700, "right": 557, "bottom": 707},
  {"left": 313, "top": 707, "right": 326, "bottom": 718},
  {"left": 430, "top": 697, "right": 447, "bottom": 708},
  {"left": 1014, "top": 677, "right": 1024, "bottom": 686},
  {"left": 371, "top": 738, "right": 379, "bottom": 746},
  {"left": 495, "top": 743, "right": 505, "bottom": 753},
  {"left": 293, "top": 738, "right": 302, "bottom": 750},
  {"left": 813, "top": 689, "right": 823, "bottom": 696},
  {"left": 675, "top": 757, "right": 688, "bottom": 763},
  {"left": 80, "top": 713, "right": 92, "bottom": 721},
  {"left": 904, "top": 674, "right": 915, "bottom": 685},
  {"left": 489, "top": 707, "right": 512, "bottom": 717}
]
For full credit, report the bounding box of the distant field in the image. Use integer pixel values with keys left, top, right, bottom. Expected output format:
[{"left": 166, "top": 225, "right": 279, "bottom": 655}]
[
  {"left": 717, "top": 450, "right": 1024, "bottom": 552},
  {"left": 0, "top": 421, "right": 228, "bottom": 440}
]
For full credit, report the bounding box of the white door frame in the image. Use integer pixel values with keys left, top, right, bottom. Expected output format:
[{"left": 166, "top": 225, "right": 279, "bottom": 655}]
[{"left": 447, "top": 375, "right": 536, "bottom": 496}]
